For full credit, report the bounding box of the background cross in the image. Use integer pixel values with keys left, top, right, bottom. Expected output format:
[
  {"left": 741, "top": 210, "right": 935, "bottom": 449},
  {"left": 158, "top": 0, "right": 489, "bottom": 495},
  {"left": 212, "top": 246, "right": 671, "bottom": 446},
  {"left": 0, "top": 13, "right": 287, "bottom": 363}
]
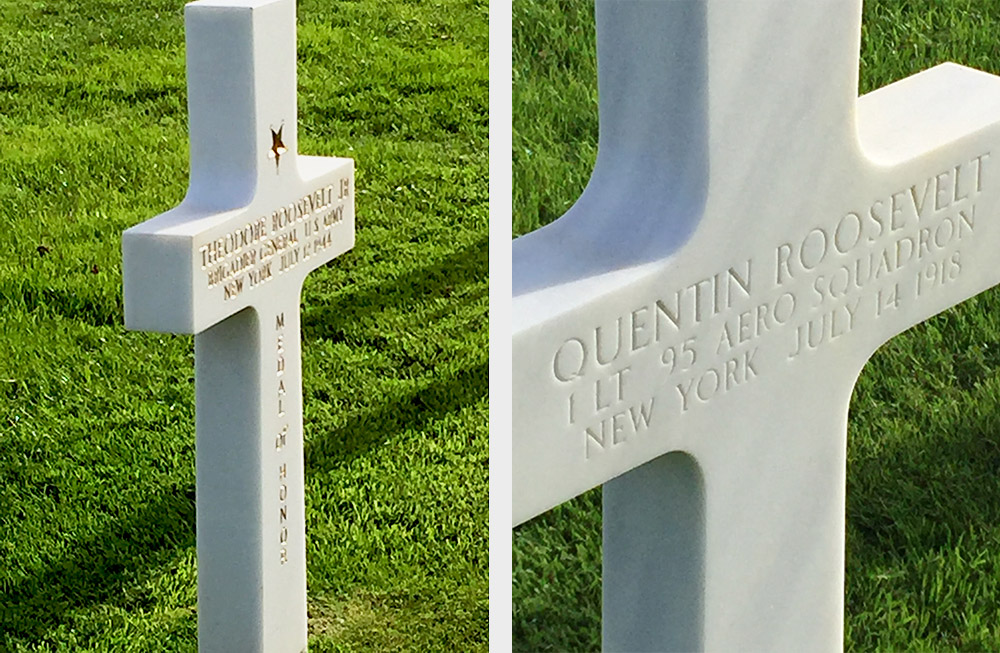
[{"left": 513, "top": 1, "right": 1000, "bottom": 650}]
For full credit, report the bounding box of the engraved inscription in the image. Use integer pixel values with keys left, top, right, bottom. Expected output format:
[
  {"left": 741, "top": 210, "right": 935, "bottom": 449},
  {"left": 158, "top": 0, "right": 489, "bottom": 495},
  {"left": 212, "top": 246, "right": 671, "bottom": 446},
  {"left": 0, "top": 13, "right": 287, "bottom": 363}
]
[
  {"left": 199, "top": 182, "right": 349, "bottom": 301},
  {"left": 275, "top": 312, "right": 290, "bottom": 565},
  {"left": 550, "top": 152, "right": 991, "bottom": 460}
]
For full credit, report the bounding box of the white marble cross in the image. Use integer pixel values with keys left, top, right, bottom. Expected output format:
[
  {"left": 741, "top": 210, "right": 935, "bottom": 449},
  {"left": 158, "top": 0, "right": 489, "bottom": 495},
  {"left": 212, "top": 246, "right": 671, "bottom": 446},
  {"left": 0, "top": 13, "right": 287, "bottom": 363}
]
[
  {"left": 513, "top": 1, "right": 1000, "bottom": 651},
  {"left": 122, "top": 1, "right": 354, "bottom": 651}
]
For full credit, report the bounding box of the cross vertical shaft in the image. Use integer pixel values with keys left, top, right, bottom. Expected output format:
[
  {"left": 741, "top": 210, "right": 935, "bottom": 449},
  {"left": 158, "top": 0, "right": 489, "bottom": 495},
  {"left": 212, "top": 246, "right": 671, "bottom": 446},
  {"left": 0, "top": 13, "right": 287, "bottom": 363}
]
[{"left": 195, "top": 295, "right": 307, "bottom": 653}]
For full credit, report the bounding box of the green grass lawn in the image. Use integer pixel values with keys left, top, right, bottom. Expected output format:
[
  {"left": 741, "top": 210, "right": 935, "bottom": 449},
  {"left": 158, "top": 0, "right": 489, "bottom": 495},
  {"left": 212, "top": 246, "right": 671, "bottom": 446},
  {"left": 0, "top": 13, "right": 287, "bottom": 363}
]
[
  {"left": 0, "top": 0, "right": 487, "bottom": 650},
  {"left": 513, "top": 1, "right": 1000, "bottom": 651}
]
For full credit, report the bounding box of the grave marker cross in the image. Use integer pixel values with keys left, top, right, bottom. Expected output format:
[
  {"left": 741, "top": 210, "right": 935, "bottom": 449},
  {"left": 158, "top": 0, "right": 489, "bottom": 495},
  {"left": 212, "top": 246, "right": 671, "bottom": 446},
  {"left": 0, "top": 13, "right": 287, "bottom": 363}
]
[
  {"left": 513, "top": 1, "right": 1000, "bottom": 651},
  {"left": 122, "top": 1, "right": 354, "bottom": 651}
]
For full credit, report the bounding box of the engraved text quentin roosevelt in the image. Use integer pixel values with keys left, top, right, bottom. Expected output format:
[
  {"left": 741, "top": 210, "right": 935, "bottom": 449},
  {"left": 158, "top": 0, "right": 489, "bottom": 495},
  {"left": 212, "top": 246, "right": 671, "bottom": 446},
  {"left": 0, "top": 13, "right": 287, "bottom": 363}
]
[{"left": 548, "top": 153, "right": 991, "bottom": 460}]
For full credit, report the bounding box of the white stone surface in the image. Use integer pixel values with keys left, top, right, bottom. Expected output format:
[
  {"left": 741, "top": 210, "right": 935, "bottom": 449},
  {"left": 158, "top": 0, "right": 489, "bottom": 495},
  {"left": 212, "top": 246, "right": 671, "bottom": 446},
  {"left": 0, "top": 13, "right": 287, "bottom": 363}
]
[
  {"left": 122, "top": 1, "right": 354, "bottom": 651},
  {"left": 512, "top": 1, "right": 1000, "bottom": 651}
]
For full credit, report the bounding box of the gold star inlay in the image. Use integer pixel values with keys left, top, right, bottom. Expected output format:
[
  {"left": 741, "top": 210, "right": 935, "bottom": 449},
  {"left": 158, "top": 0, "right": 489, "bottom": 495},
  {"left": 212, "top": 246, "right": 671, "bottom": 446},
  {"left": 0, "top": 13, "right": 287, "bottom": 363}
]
[{"left": 269, "top": 125, "right": 287, "bottom": 171}]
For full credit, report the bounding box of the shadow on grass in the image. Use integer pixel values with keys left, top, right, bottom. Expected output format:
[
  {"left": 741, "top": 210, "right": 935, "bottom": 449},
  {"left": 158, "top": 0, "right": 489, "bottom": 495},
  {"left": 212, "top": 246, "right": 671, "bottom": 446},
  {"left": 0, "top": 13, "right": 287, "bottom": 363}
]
[
  {"left": 843, "top": 377, "right": 1000, "bottom": 649},
  {"left": 302, "top": 235, "right": 488, "bottom": 471},
  {"left": 0, "top": 481, "right": 196, "bottom": 644},
  {"left": 513, "top": 489, "right": 602, "bottom": 653},
  {"left": 0, "top": 277, "right": 123, "bottom": 328},
  {"left": 0, "top": 234, "right": 486, "bottom": 643},
  {"left": 304, "top": 358, "right": 486, "bottom": 475},
  {"left": 0, "top": 353, "right": 483, "bottom": 645},
  {"left": 1, "top": 356, "right": 484, "bottom": 645},
  {"left": 847, "top": 384, "right": 1000, "bottom": 560},
  {"left": 302, "top": 235, "right": 487, "bottom": 344}
]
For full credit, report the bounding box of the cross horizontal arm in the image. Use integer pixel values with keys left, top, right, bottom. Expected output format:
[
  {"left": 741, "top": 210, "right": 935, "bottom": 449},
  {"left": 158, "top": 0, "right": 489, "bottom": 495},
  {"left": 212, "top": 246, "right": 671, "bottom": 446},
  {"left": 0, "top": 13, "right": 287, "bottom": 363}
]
[{"left": 122, "top": 156, "right": 352, "bottom": 334}]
